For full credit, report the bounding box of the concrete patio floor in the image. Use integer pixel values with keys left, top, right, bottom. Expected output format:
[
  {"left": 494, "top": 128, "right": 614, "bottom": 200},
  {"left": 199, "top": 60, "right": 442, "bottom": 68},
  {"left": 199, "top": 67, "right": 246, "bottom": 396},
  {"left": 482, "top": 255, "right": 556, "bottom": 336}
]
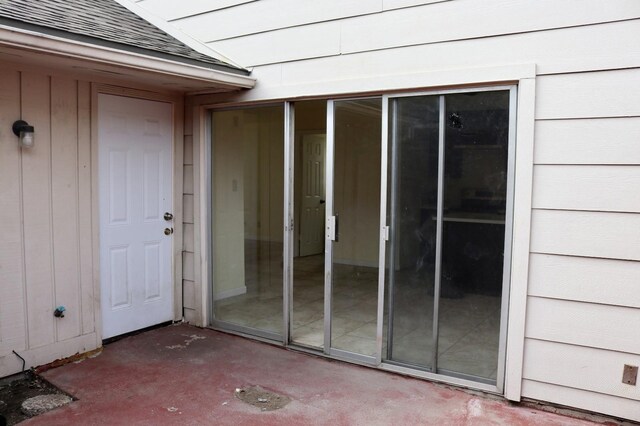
[{"left": 25, "top": 324, "right": 606, "bottom": 425}]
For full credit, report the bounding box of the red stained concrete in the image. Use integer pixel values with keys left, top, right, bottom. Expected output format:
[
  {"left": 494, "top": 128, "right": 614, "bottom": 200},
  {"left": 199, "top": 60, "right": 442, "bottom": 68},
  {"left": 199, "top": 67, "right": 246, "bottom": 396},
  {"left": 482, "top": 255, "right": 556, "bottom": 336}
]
[{"left": 26, "top": 324, "right": 601, "bottom": 425}]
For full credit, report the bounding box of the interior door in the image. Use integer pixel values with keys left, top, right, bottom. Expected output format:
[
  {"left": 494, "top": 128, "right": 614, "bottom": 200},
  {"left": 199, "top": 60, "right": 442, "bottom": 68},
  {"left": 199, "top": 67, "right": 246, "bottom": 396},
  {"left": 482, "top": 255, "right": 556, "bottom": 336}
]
[
  {"left": 299, "top": 134, "right": 326, "bottom": 256},
  {"left": 325, "top": 98, "right": 383, "bottom": 362},
  {"left": 98, "top": 94, "right": 174, "bottom": 339}
]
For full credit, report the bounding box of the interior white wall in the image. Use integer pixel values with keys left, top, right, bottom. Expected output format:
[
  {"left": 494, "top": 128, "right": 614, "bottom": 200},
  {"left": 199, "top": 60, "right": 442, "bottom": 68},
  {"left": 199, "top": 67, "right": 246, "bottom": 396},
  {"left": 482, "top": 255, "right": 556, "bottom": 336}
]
[
  {"left": 333, "top": 106, "right": 382, "bottom": 267},
  {"left": 211, "top": 107, "right": 284, "bottom": 300},
  {"left": 211, "top": 109, "right": 247, "bottom": 299}
]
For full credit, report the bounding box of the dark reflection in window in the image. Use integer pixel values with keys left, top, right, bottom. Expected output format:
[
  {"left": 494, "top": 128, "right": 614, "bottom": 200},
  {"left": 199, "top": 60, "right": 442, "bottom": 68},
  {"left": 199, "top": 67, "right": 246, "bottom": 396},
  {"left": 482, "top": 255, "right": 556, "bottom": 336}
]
[{"left": 385, "top": 90, "right": 511, "bottom": 383}]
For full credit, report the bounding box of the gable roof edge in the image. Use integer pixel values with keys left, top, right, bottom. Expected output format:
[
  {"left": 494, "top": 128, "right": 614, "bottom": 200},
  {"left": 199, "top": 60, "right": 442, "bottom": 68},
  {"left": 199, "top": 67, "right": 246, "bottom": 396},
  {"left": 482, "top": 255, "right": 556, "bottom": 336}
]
[
  {"left": 113, "top": 0, "right": 247, "bottom": 71},
  {"left": 0, "top": 24, "right": 256, "bottom": 89}
]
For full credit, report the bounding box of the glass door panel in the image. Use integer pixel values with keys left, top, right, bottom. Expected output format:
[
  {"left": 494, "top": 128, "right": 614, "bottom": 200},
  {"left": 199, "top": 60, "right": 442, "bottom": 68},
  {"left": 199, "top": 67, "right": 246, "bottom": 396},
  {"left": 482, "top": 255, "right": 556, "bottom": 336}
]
[
  {"left": 211, "top": 105, "right": 284, "bottom": 338},
  {"left": 291, "top": 100, "right": 328, "bottom": 349},
  {"left": 437, "top": 90, "right": 510, "bottom": 381},
  {"left": 328, "top": 98, "right": 382, "bottom": 359},
  {"left": 383, "top": 89, "right": 513, "bottom": 385},
  {"left": 385, "top": 95, "right": 440, "bottom": 368}
]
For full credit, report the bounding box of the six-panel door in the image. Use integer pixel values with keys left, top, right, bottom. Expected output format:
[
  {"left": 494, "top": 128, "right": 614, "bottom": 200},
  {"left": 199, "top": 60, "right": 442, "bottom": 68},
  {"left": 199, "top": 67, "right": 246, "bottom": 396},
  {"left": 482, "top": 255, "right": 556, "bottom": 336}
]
[{"left": 98, "top": 94, "right": 173, "bottom": 339}]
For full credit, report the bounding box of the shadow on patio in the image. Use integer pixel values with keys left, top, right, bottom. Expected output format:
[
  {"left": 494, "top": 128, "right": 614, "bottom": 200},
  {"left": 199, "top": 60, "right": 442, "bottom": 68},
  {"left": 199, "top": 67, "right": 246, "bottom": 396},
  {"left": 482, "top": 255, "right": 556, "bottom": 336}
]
[{"left": 24, "top": 324, "right": 599, "bottom": 425}]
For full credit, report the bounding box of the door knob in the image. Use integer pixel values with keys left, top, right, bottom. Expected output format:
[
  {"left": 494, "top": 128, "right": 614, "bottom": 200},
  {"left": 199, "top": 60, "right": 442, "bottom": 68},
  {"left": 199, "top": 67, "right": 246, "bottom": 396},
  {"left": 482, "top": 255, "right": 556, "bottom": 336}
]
[
  {"left": 320, "top": 199, "right": 325, "bottom": 204},
  {"left": 164, "top": 227, "right": 174, "bottom": 235},
  {"left": 164, "top": 212, "right": 174, "bottom": 221}
]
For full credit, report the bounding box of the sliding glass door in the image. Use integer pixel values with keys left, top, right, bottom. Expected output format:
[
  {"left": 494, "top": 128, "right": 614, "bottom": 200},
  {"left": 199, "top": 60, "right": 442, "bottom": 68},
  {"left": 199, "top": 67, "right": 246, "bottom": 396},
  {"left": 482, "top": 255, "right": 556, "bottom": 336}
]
[
  {"left": 210, "top": 105, "right": 284, "bottom": 339},
  {"left": 384, "top": 95, "right": 441, "bottom": 370},
  {"left": 325, "top": 98, "right": 382, "bottom": 361},
  {"left": 209, "top": 86, "right": 515, "bottom": 389},
  {"left": 383, "top": 88, "right": 515, "bottom": 386}
]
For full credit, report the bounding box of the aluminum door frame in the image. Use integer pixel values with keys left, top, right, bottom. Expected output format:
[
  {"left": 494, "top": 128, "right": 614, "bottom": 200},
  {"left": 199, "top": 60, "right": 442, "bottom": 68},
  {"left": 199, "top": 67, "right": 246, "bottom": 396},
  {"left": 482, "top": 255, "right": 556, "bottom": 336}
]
[
  {"left": 323, "top": 97, "right": 383, "bottom": 365},
  {"left": 378, "top": 85, "right": 517, "bottom": 394}
]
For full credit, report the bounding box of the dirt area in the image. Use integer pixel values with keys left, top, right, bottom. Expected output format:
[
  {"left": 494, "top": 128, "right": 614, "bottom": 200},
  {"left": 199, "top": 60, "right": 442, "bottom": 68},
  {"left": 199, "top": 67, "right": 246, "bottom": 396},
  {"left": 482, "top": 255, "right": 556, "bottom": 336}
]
[
  {"left": 234, "top": 385, "right": 291, "bottom": 411},
  {"left": 0, "top": 371, "right": 73, "bottom": 425}
]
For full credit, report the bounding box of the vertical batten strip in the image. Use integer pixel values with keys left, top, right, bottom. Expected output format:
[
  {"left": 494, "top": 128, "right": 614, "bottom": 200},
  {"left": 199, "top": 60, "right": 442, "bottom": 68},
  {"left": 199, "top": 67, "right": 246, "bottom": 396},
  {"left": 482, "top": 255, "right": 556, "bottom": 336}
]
[
  {"left": 75, "top": 79, "right": 83, "bottom": 335},
  {"left": 19, "top": 70, "right": 30, "bottom": 352},
  {"left": 21, "top": 71, "right": 56, "bottom": 349},
  {"left": 49, "top": 75, "right": 58, "bottom": 344},
  {"left": 51, "top": 76, "right": 82, "bottom": 341},
  {"left": 77, "top": 81, "right": 95, "bottom": 336},
  {"left": 0, "top": 69, "right": 28, "bottom": 372}
]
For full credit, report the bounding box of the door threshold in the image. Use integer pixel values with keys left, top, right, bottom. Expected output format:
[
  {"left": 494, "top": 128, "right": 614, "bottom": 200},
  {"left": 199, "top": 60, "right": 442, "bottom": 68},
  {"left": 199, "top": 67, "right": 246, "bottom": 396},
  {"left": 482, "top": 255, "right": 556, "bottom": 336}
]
[
  {"left": 102, "top": 321, "right": 175, "bottom": 345},
  {"left": 379, "top": 362, "right": 500, "bottom": 395},
  {"left": 207, "top": 324, "right": 500, "bottom": 395}
]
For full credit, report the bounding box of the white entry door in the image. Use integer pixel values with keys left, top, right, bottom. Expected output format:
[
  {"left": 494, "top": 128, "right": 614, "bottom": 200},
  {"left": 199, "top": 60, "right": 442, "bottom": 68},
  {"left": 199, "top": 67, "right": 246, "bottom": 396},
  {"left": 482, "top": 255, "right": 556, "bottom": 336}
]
[
  {"left": 299, "top": 134, "right": 326, "bottom": 256},
  {"left": 98, "top": 94, "right": 174, "bottom": 339}
]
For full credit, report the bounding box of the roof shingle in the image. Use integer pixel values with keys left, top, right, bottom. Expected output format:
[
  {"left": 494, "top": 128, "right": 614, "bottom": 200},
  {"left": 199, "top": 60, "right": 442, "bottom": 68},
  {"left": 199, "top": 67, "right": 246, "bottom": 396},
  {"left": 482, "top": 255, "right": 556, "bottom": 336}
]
[{"left": 0, "top": 0, "right": 247, "bottom": 74}]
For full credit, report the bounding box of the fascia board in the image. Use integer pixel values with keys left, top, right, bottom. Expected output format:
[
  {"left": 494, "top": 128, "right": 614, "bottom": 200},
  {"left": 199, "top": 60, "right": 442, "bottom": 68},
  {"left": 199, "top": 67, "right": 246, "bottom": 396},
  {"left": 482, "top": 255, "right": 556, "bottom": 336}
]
[{"left": 0, "top": 25, "right": 256, "bottom": 89}]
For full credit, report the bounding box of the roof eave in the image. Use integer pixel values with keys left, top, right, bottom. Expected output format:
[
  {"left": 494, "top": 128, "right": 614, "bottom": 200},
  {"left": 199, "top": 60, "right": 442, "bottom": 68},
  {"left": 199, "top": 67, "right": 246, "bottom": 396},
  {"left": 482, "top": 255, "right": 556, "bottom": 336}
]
[{"left": 0, "top": 24, "right": 256, "bottom": 90}]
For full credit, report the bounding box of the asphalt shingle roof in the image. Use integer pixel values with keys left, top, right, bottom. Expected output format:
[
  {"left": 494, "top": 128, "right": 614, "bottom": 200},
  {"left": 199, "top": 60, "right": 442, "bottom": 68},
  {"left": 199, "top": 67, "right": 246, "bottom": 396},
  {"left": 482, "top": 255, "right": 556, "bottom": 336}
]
[{"left": 0, "top": 0, "right": 248, "bottom": 74}]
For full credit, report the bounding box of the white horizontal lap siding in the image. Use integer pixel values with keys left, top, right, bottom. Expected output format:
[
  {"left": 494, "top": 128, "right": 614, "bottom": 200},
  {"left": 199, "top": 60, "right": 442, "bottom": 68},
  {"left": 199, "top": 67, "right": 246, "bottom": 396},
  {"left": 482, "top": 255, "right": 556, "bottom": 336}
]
[
  {"left": 340, "top": 0, "right": 640, "bottom": 54},
  {"left": 201, "top": 0, "right": 640, "bottom": 67},
  {"left": 135, "top": 0, "right": 255, "bottom": 21},
  {"left": 533, "top": 165, "right": 640, "bottom": 213},
  {"left": 136, "top": 0, "right": 446, "bottom": 20},
  {"left": 525, "top": 66, "right": 640, "bottom": 421},
  {"left": 280, "top": 20, "right": 640, "bottom": 83},
  {"left": 530, "top": 209, "right": 640, "bottom": 261},
  {"left": 522, "top": 380, "right": 640, "bottom": 423},
  {"left": 0, "top": 68, "right": 97, "bottom": 377},
  {"left": 382, "top": 0, "right": 449, "bottom": 10},
  {"left": 526, "top": 297, "right": 640, "bottom": 354},
  {"left": 173, "top": 0, "right": 382, "bottom": 43},
  {"left": 208, "top": 22, "right": 342, "bottom": 68},
  {"left": 523, "top": 340, "right": 640, "bottom": 403},
  {"left": 182, "top": 106, "right": 198, "bottom": 323},
  {"left": 528, "top": 254, "right": 640, "bottom": 309},
  {"left": 535, "top": 117, "right": 640, "bottom": 165},
  {"left": 536, "top": 69, "right": 640, "bottom": 120},
  {"left": 203, "top": 19, "right": 640, "bottom": 103}
]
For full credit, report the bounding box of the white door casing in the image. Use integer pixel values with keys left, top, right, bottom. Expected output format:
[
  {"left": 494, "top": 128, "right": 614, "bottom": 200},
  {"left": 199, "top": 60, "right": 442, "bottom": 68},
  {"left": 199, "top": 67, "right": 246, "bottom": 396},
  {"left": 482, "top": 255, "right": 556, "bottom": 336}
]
[
  {"left": 98, "top": 94, "right": 174, "bottom": 339},
  {"left": 299, "top": 134, "right": 326, "bottom": 256}
]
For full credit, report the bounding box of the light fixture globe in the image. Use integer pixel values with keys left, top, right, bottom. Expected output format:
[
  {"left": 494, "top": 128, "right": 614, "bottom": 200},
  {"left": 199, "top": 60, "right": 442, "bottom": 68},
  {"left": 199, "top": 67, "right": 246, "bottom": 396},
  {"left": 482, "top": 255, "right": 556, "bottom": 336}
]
[{"left": 12, "top": 120, "right": 35, "bottom": 149}]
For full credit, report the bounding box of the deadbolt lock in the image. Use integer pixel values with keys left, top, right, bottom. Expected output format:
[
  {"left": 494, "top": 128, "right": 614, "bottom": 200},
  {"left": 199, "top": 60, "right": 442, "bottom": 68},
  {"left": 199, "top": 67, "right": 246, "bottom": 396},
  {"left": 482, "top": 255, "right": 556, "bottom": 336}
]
[
  {"left": 164, "top": 227, "right": 174, "bottom": 235},
  {"left": 164, "top": 212, "right": 174, "bottom": 221}
]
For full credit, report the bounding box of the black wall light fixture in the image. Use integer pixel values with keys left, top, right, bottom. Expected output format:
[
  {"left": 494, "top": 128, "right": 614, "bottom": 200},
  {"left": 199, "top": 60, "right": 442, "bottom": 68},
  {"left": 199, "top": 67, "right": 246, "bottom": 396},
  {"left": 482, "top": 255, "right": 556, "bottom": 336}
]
[{"left": 12, "top": 120, "right": 35, "bottom": 149}]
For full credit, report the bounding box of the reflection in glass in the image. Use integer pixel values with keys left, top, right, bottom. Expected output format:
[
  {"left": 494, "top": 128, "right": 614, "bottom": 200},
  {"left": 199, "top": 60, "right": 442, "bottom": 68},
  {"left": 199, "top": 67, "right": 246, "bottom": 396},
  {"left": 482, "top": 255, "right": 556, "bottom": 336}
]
[
  {"left": 437, "top": 91, "right": 509, "bottom": 381},
  {"left": 291, "top": 100, "right": 327, "bottom": 348},
  {"left": 384, "top": 96, "right": 440, "bottom": 368},
  {"left": 211, "top": 106, "right": 284, "bottom": 336},
  {"left": 384, "top": 90, "right": 510, "bottom": 384},
  {"left": 331, "top": 98, "right": 382, "bottom": 357}
]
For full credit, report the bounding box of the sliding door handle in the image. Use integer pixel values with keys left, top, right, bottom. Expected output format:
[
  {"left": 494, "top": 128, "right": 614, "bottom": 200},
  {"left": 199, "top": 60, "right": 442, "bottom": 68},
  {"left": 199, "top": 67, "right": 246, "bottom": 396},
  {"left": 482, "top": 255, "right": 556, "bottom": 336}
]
[{"left": 327, "top": 214, "right": 339, "bottom": 242}]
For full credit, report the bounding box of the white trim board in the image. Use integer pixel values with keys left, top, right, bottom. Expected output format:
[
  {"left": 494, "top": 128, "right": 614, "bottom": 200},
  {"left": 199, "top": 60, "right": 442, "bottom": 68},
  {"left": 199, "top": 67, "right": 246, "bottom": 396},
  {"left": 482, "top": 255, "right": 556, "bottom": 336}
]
[
  {"left": 196, "top": 63, "right": 536, "bottom": 106},
  {"left": 90, "top": 84, "right": 186, "bottom": 341},
  {"left": 0, "top": 25, "right": 255, "bottom": 90}
]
